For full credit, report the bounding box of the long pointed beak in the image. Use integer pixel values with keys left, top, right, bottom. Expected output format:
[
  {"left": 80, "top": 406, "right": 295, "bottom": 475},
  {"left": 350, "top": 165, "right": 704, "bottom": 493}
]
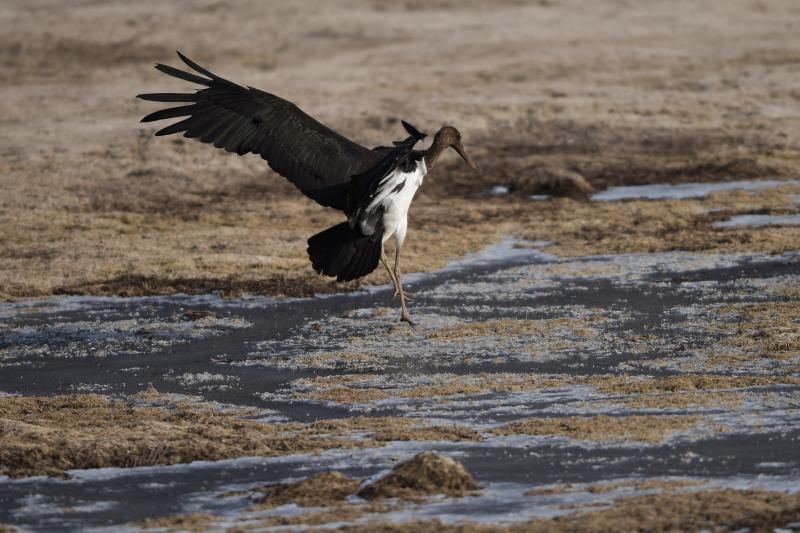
[{"left": 453, "top": 142, "right": 479, "bottom": 172}]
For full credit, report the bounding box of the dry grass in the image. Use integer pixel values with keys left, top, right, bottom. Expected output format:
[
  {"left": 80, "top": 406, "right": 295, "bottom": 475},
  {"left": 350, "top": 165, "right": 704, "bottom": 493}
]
[
  {"left": 526, "top": 489, "right": 800, "bottom": 533},
  {"left": 0, "top": 396, "right": 485, "bottom": 478},
  {"left": 525, "top": 478, "right": 706, "bottom": 497},
  {"left": 294, "top": 372, "right": 800, "bottom": 406},
  {"left": 492, "top": 414, "right": 702, "bottom": 443},
  {"left": 253, "top": 471, "right": 362, "bottom": 508},
  {"left": 427, "top": 317, "right": 605, "bottom": 340},
  {"left": 619, "top": 391, "right": 746, "bottom": 409},
  {"left": 595, "top": 375, "right": 793, "bottom": 408},
  {"left": 3, "top": 0, "right": 800, "bottom": 300},
  {"left": 140, "top": 513, "right": 216, "bottom": 531},
  {"left": 137, "top": 487, "right": 800, "bottom": 532},
  {"left": 592, "top": 374, "right": 797, "bottom": 395},
  {"left": 372, "top": 425, "right": 482, "bottom": 443},
  {"left": 323, "top": 490, "right": 800, "bottom": 532},
  {"left": 716, "top": 301, "right": 800, "bottom": 359},
  {"left": 0, "top": 395, "right": 351, "bottom": 478}
]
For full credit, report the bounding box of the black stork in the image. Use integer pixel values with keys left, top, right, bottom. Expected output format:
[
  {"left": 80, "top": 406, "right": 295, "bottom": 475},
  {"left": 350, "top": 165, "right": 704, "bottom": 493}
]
[{"left": 137, "top": 52, "right": 478, "bottom": 324}]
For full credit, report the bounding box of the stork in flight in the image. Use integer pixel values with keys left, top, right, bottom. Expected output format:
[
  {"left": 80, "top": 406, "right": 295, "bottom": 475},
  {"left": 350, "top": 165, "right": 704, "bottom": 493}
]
[{"left": 138, "top": 52, "right": 478, "bottom": 324}]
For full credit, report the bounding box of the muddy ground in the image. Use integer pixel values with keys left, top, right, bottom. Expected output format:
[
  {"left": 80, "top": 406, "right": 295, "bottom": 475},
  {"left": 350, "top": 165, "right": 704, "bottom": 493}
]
[{"left": 1, "top": 0, "right": 800, "bottom": 531}]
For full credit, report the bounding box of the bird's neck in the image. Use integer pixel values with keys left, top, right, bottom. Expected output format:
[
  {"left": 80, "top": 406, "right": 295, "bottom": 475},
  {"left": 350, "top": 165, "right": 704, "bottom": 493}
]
[{"left": 423, "top": 137, "right": 448, "bottom": 170}]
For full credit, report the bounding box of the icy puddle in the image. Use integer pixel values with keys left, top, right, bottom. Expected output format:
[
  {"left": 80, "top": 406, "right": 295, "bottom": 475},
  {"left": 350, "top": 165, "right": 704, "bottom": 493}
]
[
  {"left": 1, "top": 244, "right": 799, "bottom": 531},
  {"left": 713, "top": 213, "right": 800, "bottom": 228},
  {"left": 591, "top": 178, "right": 800, "bottom": 201}
]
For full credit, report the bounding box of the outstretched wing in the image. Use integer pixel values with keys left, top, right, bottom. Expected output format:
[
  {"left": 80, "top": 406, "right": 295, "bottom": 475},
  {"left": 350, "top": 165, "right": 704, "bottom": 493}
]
[{"left": 137, "top": 52, "right": 382, "bottom": 210}]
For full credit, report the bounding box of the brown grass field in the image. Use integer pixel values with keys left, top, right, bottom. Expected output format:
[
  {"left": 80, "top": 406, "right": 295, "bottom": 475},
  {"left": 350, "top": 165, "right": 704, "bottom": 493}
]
[
  {"left": 2, "top": 0, "right": 799, "bottom": 300},
  {"left": 2, "top": 1, "right": 800, "bottom": 531}
]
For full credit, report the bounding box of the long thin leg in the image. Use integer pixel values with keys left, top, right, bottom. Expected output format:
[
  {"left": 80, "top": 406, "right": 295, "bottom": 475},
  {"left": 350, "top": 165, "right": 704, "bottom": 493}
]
[
  {"left": 380, "top": 243, "right": 400, "bottom": 296},
  {"left": 394, "top": 245, "right": 414, "bottom": 325}
]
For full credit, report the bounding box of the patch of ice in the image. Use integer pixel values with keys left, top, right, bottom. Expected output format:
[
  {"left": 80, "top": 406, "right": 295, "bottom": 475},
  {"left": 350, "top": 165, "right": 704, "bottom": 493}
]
[
  {"left": 490, "top": 185, "right": 510, "bottom": 195},
  {"left": 165, "top": 371, "right": 240, "bottom": 387},
  {"left": 713, "top": 214, "right": 800, "bottom": 229},
  {"left": 591, "top": 179, "right": 799, "bottom": 201}
]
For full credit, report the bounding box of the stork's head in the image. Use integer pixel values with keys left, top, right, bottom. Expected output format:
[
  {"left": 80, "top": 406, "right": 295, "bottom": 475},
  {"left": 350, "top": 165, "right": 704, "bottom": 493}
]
[{"left": 433, "top": 125, "right": 479, "bottom": 171}]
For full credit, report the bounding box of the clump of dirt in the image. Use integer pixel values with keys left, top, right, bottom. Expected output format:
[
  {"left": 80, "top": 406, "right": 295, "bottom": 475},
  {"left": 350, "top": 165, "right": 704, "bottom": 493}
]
[
  {"left": 510, "top": 165, "right": 594, "bottom": 197},
  {"left": 140, "top": 513, "right": 216, "bottom": 531},
  {"left": 493, "top": 414, "right": 701, "bottom": 443},
  {"left": 254, "top": 471, "right": 362, "bottom": 508},
  {"left": 358, "top": 452, "right": 480, "bottom": 501}
]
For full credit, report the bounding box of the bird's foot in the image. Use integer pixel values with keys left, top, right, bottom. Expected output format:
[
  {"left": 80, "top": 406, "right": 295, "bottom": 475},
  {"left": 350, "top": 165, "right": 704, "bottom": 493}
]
[
  {"left": 394, "top": 289, "right": 416, "bottom": 301},
  {"left": 400, "top": 311, "right": 416, "bottom": 326}
]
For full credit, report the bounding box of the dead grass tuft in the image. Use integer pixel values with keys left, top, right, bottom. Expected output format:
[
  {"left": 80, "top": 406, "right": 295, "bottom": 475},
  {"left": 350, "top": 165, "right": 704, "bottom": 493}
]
[{"left": 254, "top": 471, "right": 362, "bottom": 508}]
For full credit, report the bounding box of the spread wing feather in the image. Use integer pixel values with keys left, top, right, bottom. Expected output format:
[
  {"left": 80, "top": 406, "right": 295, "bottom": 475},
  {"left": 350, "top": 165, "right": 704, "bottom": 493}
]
[{"left": 137, "top": 51, "right": 382, "bottom": 210}]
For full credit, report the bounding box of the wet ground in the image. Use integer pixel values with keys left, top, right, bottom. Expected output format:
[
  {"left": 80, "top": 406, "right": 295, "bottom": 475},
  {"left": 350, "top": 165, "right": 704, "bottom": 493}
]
[
  {"left": 4, "top": 1, "right": 800, "bottom": 529},
  {"left": 1, "top": 209, "right": 799, "bottom": 529}
]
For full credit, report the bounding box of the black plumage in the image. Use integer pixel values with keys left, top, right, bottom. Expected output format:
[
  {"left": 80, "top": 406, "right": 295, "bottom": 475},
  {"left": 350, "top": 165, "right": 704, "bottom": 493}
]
[
  {"left": 138, "top": 52, "right": 478, "bottom": 323},
  {"left": 307, "top": 220, "right": 384, "bottom": 282},
  {"left": 138, "top": 51, "right": 385, "bottom": 210}
]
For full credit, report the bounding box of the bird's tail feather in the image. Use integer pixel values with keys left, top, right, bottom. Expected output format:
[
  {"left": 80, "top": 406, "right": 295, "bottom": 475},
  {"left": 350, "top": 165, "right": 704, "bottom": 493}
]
[{"left": 307, "top": 222, "right": 382, "bottom": 282}]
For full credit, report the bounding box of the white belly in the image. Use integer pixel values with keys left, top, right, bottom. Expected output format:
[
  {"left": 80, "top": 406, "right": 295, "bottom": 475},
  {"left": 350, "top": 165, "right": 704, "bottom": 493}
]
[{"left": 359, "top": 159, "right": 427, "bottom": 248}]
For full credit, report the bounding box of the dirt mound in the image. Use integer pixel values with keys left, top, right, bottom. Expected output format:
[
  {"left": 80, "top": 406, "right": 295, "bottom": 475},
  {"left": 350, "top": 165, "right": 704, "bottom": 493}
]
[
  {"left": 358, "top": 452, "right": 480, "bottom": 500},
  {"left": 512, "top": 166, "right": 594, "bottom": 197},
  {"left": 256, "top": 471, "right": 362, "bottom": 508}
]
